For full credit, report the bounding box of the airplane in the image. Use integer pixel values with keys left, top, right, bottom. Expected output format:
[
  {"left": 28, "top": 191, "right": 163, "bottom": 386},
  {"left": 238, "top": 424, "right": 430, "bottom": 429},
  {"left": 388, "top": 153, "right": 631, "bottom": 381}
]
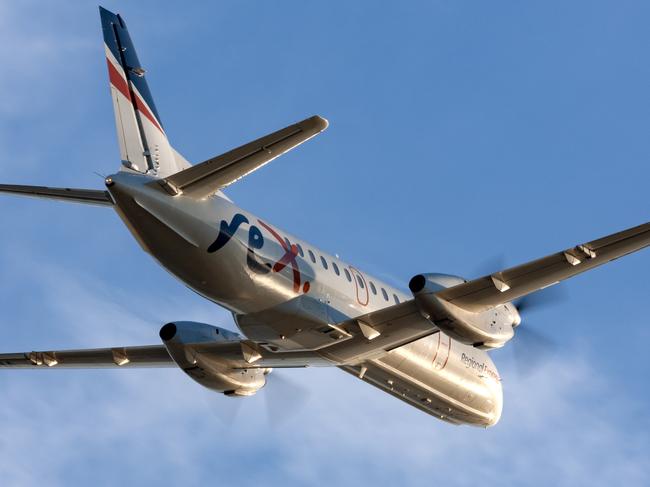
[{"left": 0, "top": 6, "right": 648, "bottom": 428}]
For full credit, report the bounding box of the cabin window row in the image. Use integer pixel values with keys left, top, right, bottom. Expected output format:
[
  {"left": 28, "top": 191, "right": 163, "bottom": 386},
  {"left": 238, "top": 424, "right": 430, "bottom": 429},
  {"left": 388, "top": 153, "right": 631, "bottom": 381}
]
[{"left": 291, "top": 241, "right": 400, "bottom": 304}]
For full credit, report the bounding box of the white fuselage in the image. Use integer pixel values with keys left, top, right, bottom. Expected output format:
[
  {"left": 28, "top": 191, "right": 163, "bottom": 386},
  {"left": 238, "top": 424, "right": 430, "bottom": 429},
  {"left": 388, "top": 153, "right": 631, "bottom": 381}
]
[{"left": 107, "top": 171, "right": 503, "bottom": 426}]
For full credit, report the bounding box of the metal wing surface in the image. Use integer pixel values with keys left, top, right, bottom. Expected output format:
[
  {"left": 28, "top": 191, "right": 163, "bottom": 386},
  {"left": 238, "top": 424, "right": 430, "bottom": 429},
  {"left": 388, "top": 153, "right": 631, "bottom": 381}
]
[
  {"left": 0, "top": 301, "right": 438, "bottom": 370},
  {"left": 0, "top": 345, "right": 173, "bottom": 368},
  {"left": 435, "top": 222, "right": 650, "bottom": 312},
  {"left": 0, "top": 342, "right": 328, "bottom": 369}
]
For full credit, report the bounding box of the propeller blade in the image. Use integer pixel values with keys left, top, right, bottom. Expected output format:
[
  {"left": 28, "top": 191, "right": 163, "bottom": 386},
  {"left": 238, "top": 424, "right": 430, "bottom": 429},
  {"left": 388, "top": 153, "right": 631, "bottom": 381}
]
[
  {"left": 513, "top": 324, "right": 557, "bottom": 377},
  {"left": 263, "top": 370, "right": 311, "bottom": 426},
  {"left": 473, "top": 254, "right": 506, "bottom": 278},
  {"left": 203, "top": 389, "right": 244, "bottom": 426},
  {"left": 515, "top": 284, "right": 568, "bottom": 314}
]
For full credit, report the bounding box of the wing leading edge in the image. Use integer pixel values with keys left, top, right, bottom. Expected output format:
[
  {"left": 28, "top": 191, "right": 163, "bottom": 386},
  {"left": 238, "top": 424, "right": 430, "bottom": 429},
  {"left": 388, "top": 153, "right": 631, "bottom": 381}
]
[
  {"left": 0, "top": 342, "right": 330, "bottom": 370},
  {"left": 0, "top": 301, "right": 437, "bottom": 370},
  {"left": 436, "top": 222, "right": 650, "bottom": 312},
  {"left": 0, "top": 345, "right": 173, "bottom": 368}
]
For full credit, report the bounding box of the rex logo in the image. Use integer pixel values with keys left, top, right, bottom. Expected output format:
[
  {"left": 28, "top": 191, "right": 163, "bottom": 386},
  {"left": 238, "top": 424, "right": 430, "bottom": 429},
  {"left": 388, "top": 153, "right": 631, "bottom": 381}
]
[{"left": 208, "top": 213, "right": 308, "bottom": 293}]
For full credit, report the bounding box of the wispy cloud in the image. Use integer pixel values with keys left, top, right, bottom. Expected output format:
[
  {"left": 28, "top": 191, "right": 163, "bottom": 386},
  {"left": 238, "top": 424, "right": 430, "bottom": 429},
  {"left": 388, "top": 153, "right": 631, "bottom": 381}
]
[
  {"left": 0, "top": 2, "right": 648, "bottom": 487},
  {"left": 0, "top": 2, "right": 94, "bottom": 118},
  {"left": 0, "top": 257, "right": 647, "bottom": 486}
]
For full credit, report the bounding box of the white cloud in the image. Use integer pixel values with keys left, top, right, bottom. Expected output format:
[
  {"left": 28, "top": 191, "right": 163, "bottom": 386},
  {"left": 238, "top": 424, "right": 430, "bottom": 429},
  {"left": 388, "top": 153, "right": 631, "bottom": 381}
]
[
  {"left": 0, "top": 4, "right": 647, "bottom": 486},
  {"left": 0, "top": 258, "right": 647, "bottom": 486},
  {"left": 0, "top": 2, "right": 94, "bottom": 118}
]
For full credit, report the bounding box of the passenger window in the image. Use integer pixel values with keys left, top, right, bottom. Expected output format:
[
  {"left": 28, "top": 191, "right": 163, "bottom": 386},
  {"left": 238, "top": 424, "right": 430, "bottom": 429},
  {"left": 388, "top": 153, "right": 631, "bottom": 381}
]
[
  {"left": 320, "top": 256, "right": 328, "bottom": 270},
  {"left": 393, "top": 294, "right": 400, "bottom": 304},
  {"left": 332, "top": 262, "right": 340, "bottom": 276},
  {"left": 356, "top": 275, "right": 365, "bottom": 289},
  {"left": 381, "top": 288, "right": 389, "bottom": 301},
  {"left": 344, "top": 269, "right": 352, "bottom": 282},
  {"left": 296, "top": 243, "right": 304, "bottom": 258},
  {"left": 370, "top": 282, "right": 377, "bottom": 295},
  {"left": 308, "top": 250, "right": 316, "bottom": 263}
]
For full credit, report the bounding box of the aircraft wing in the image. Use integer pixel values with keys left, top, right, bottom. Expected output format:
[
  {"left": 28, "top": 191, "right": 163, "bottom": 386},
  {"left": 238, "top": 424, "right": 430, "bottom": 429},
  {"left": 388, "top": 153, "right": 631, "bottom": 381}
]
[
  {"left": 156, "top": 115, "right": 328, "bottom": 199},
  {"left": 435, "top": 222, "right": 650, "bottom": 313},
  {"left": 0, "top": 345, "right": 173, "bottom": 368},
  {"left": 313, "top": 300, "right": 438, "bottom": 364},
  {"left": 0, "top": 302, "right": 436, "bottom": 370},
  {"left": 0, "top": 342, "right": 328, "bottom": 369}
]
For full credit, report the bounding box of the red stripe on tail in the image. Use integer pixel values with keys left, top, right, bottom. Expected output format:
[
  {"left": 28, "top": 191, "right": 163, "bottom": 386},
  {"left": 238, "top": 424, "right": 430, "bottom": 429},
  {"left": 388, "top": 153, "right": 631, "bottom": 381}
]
[
  {"left": 106, "top": 59, "right": 131, "bottom": 102},
  {"left": 106, "top": 58, "right": 164, "bottom": 134}
]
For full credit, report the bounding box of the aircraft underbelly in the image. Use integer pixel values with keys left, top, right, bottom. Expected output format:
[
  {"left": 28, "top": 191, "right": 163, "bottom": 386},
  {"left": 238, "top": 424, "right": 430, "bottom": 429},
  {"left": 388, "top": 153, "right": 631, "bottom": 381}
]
[
  {"left": 108, "top": 175, "right": 285, "bottom": 313},
  {"left": 342, "top": 333, "right": 503, "bottom": 427}
]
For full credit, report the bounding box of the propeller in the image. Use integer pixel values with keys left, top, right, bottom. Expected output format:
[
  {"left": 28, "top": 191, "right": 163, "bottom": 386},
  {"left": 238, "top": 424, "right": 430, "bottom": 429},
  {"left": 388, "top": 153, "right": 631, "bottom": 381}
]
[
  {"left": 514, "top": 284, "right": 568, "bottom": 314},
  {"left": 204, "top": 369, "right": 310, "bottom": 427},
  {"left": 512, "top": 322, "right": 557, "bottom": 376},
  {"left": 262, "top": 369, "right": 311, "bottom": 427},
  {"left": 511, "top": 284, "right": 568, "bottom": 376},
  {"left": 473, "top": 254, "right": 506, "bottom": 279},
  {"left": 472, "top": 255, "right": 567, "bottom": 376}
]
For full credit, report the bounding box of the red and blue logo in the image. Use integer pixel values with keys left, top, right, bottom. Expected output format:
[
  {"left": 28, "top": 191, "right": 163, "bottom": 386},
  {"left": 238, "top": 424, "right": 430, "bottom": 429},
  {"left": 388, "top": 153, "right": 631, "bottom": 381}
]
[{"left": 208, "top": 213, "right": 309, "bottom": 294}]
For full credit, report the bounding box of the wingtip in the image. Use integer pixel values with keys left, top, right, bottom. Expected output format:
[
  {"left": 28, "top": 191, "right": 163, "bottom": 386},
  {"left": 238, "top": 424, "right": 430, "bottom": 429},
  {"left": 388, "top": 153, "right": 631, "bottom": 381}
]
[{"left": 313, "top": 115, "right": 329, "bottom": 132}]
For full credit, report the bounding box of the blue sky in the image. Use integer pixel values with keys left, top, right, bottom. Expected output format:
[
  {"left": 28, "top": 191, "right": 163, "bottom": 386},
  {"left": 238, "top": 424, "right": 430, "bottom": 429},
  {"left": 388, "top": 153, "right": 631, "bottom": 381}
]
[{"left": 0, "top": 1, "right": 649, "bottom": 485}]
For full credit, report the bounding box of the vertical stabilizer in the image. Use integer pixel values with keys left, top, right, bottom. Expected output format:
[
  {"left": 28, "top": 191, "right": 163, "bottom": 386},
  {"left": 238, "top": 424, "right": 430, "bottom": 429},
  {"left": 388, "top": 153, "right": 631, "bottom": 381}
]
[{"left": 100, "top": 7, "right": 188, "bottom": 177}]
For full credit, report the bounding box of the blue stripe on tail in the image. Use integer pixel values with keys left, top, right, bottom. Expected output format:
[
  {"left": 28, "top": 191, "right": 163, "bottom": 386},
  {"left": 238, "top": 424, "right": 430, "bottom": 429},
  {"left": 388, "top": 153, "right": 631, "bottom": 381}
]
[{"left": 99, "top": 6, "right": 163, "bottom": 129}]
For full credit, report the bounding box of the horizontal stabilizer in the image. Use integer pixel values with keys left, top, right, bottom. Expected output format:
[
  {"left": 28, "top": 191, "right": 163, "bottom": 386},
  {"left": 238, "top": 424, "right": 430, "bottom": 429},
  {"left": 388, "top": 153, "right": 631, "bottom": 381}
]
[
  {"left": 0, "top": 184, "right": 113, "bottom": 206},
  {"left": 156, "top": 115, "right": 328, "bottom": 199}
]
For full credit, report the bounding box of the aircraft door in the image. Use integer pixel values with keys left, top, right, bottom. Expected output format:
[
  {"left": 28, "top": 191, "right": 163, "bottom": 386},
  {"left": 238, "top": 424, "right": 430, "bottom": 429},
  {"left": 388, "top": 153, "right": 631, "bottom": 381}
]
[
  {"left": 349, "top": 266, "right": 369, "bottom": 306},
  {"left": 432, "top": 332, "right": 451, "bottom": 370}
]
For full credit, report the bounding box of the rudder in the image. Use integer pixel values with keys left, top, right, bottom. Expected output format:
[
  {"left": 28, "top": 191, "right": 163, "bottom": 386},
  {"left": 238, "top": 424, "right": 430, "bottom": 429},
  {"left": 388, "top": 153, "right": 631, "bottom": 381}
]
[{"left": 100, "top": 7, "right": 187, "bottom": 178}]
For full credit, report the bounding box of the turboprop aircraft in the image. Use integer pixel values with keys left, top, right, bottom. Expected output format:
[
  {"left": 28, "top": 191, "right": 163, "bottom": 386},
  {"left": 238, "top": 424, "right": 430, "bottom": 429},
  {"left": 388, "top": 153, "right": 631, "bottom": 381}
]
[{"left": 0, "top": 7, "right": 648, "bottom": 427}]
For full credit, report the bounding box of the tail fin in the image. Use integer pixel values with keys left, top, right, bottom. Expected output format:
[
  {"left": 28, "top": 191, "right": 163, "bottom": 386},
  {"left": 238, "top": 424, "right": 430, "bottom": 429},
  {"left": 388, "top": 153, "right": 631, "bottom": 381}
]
[{"left": 100, "top": 7, "right": 188, "bottom": 178}]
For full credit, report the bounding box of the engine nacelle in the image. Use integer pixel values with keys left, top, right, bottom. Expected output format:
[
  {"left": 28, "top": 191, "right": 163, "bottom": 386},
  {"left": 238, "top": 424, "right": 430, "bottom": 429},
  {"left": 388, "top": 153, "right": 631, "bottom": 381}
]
[
  {"left": 159, "top": 321, "right": 268, "bottom": 396},
  {"left": 409, "top": 273, "right": 517, "bottom": 349}
]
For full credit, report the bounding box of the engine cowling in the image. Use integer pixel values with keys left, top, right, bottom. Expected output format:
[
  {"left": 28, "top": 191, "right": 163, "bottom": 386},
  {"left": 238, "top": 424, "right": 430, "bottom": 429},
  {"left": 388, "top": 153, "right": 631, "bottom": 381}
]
[
  {"left": 409, "top": 273, "right": 517, "bottom": 349},
  {"left": 159, "top": 321, "right": 268, "bottom": 396}
]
